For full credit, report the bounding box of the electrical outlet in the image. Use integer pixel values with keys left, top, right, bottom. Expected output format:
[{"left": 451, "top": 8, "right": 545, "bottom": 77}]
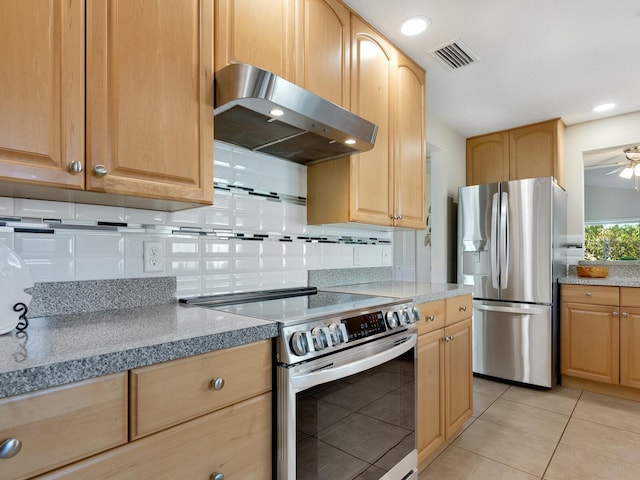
[{"left": 143, "top": 241, "right": 164, "bottom": 272}]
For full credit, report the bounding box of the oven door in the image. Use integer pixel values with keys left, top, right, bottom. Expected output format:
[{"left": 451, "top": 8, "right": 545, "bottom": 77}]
[{"left": 277, "top": 332, "right": 417, "bottom": 480}]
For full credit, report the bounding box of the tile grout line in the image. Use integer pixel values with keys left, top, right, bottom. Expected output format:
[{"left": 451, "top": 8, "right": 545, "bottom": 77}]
[{"left": 539, "top": 388, "right": 585, "bottom": 479}]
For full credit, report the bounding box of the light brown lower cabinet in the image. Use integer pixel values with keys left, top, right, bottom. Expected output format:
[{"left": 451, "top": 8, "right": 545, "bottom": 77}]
[
  {"left": 561, "top": 284, "right": 640, "bottom": 397},
  {"left": 2, "top": 340, "right": 272, "bottom": 479},
  {"left": 35, "top": 393, "right": 271, "bottom": 480},
  {"left": 417, "top": 296, "right": 473, "bottom": 465}
]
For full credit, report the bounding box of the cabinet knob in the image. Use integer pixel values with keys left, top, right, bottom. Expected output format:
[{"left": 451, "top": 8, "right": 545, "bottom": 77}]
[
  {"left": 0, "top": 438, "right": 22, "bottom": 459},
  {"left": 459, "top": 306, "right": 467, "bottom": 312},
  {"left": 93, "top": 165, "right": 108, "bottom": 176},
  {"left": 397, "top": 214, "right": 403, "bottom": 220},
  {"left": 612, "top": 311, "right": 618, "bottom": 317},
  {"left": 585, "top": 292, "right": 592, "bottom": 297},
  {"left": 444, "top": 335, "right": 454, "bottom": 342},
  {"left": 210, "top": 473, "right": 224, "bottom": 480},
  {"left": 622, "top": 312, "right": 629, "bottom": 317},
  {"left": 427, "top": 315, "right": 435, "bottom": 322},
  {"left": 69, "top": 161, "right": 83, "bottom": 174},
  {"left": 211, "top": 377, "right": 225, "bottom": 391}
]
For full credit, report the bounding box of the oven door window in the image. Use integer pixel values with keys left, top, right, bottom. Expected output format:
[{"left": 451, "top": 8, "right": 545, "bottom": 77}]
[{"left": 296, "top": 349, "right": 415, "bottom": 480}]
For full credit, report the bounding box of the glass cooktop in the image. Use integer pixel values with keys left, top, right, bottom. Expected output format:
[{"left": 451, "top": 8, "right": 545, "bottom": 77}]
[{"left": 180, "top": 288, "right": 400, "bottom": 325}]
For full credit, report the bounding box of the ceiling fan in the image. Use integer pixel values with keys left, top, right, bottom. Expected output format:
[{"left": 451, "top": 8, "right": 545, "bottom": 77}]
[{"left": 603, "top": 146, "right": 640, "bottom": 190}]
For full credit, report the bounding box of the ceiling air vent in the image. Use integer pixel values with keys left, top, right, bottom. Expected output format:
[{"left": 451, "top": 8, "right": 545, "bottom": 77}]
[{"left": 429, "top": 39, "right": 479, "bottom": 70}]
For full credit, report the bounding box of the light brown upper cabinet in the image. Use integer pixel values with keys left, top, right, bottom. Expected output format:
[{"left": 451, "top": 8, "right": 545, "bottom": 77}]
[
  {"left": 307, "top": 15, "right": 426, "bottom": 229},
  {"left": 297, "top": 0, "right": 351, "bottom": 107},
  {"left": 0, "top": 0, "right": 214, "bottom": 210},
  {"left": 215, "top": 0, "right": 296, "bottom": 82},
  {"left": 466, "top": 118, "right": 565, "bottom": 188},
  {"left": 215, "top": 0, "right": 350, "bottom": 108},
  {"left": 0, "top": 0, "right": 85, "bottom": 190}
]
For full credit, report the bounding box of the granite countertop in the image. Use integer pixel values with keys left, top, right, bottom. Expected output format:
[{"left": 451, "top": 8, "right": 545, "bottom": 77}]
[
  {"left": 324, "top": 281, "right": 474, "bottom": 304},
  {"left": 0, "top": 303, "right": 277, "bottom": 399},
  {"left": 559, "top": 275, "right": 640, "bottom": 287}
]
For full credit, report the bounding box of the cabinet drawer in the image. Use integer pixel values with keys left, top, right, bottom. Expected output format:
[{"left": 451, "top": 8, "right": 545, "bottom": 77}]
[
  {"left": 445, "top": 295, "right": 472, "bottom": 325},
  {"left": 0, "top": 373, "right": 127, "bottom": 480},
  {"left": 561, "top": 284, "right": 619, "bottom": 306},
  {"left": 620, "top": 287, "right": 640, "bottom": 307},
  {"left": 417, "top": 300, "right": 445, "bottom": 335},
  {"left": 130, "top": 340, "right": 271, "bottom": 439},
  {"left": 36, "top": 393, "right": 272, "bottom": 480}
]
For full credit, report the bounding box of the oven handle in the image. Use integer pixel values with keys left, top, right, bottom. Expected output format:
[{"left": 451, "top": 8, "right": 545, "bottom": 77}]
[{"left": 288, "top": 334, "right": 416, "bottom": 391}]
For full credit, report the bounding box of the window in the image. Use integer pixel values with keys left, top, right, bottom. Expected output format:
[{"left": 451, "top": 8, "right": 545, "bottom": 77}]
[{"left": 584, "top": 223, "right": 640, "bottom": 260}]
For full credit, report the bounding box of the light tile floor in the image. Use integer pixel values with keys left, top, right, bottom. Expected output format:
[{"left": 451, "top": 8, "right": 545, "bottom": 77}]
[{"left": 420, "top": 377, "right": 640, "bottom": 479}]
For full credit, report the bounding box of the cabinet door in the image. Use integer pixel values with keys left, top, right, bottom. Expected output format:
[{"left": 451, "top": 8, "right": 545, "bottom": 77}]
[
  {"left": 36, "top": 394, "right": 271, "bottom": 480},
  {"left": 561, "top": 303, "right": 619, "bottom": 383},
  {"left": 509, "top": 119, "right": 564, "bottom": 187},
  {"left": 394, "top": 53, "right": 426, "bottom": 229},
  {"left": 620, "top": 307, "right": 640, "bottom": 389},
  {"left": 86, "top": 0, "right": 213, "bottom": 204},
  {"left": 0, "top": 0, "right": 84, "bottom": 189},
  {"left": 0, "top": 373, "right": 127, "bottom": 480},
  {"left": 215, "top": 0, "right": 295, "bottom": 81},
  {"left": 444, "top": 318, "right": 473, "bottom": 439},
  {"left": 466, "top": 132, "right": 509, "bottom": 186},
  {"left": 417, "top": 329, "right": 445, "bottom": 464},
  {"left": 298, "top": 0, "right": 350, "bottom": 107},
  {"left": 349, "top": 17, "right": 395, "bottom": 226}
]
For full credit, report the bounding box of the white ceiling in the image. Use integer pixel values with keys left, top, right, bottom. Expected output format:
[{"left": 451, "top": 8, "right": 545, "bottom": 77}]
[{"left": 342, "top": 0, "right": 640, "bottom": 139}]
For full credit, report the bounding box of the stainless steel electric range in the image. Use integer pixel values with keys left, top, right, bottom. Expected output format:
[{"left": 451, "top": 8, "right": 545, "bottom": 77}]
[{"left": 181, "top": 287, "right": 419, "bottom": 480}]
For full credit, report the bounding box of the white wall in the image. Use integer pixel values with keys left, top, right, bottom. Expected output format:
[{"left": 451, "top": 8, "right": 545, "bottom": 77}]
[
  {"left": 423, "top": 112, "right": 467, "bottom": 283},
  {"left": 564, "top": 111, "right": 640, "bottom": 239},
  {"left": 585, "top": 185, "right": 640, "bottom": 223}
]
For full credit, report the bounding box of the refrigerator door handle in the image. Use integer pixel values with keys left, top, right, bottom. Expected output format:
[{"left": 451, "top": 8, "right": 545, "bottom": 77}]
[
  {"left": 475, "top": 304, "right": 548, "bottom": 316},
  {"left": 500, "top": 191, "right": 509, "bottom": 289},
  {"left": 490, "top": 192, "right": 500, "bottom": 289}
]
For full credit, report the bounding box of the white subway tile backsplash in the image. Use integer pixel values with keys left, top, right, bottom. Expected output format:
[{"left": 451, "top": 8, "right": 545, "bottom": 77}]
[
  {"left": 15, "top": 199, "right": 75, "bottom": 220},
  {"left": 234, "top": 257, "right": 260, "bottom": 273},
  {"left": 202, "top": 274, "right": 233, "bottom": 295},
  {"left": 233, "top": 273, "right": 260, "bottom": 291},
  {"left": 5, "top": 146, "right": 393, "bottom": 286},
  {"left": 203, "top": 258, "right": 232, "bottom": 274},
  {"left": 166, "top": 238, "right": 200, "bottom": 256},
  {"left": 175, "top": 275, "right": 202, "bottom": 297},
  {"left": 25, "top": 258, "right": 75, "bottom": 282},
  {"left": 0, "top": 197, "right": 14, "bottom": 216},
  {"left": 75, "top": 204, "right": 124, "bottom": 223},
  {"left": 15, "top": 233, "right": 74, "bottom": 258},
  {"left": 76, "top": 258, "right": 124, "bottom": 280},
  {"left": 259, "top": 272, "right": 284, "bottom": 289},
  {"left": 124, "top": 208, "right": 168, "bottom": 225},
  {"left": 75, "top": 233, "right": 123, "bottom": 258}
]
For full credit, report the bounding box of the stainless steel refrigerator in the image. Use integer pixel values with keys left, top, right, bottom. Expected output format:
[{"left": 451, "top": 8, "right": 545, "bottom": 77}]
[{"left": 457, "top": 177, "right": 566, "bottom": 388}]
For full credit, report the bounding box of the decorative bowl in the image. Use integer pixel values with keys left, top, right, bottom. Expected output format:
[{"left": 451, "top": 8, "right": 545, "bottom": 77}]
[{"left": 576, "top": 266, "right": 608, "bottom": 278}]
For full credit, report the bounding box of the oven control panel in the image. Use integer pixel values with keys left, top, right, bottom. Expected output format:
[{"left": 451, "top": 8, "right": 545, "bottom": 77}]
[{"left": 279, "top": 301, "right": 419, "bottom": 365}]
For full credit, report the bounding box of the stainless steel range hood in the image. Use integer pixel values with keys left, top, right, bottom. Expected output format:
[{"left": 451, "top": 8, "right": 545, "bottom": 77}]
[{"left": 214, "top": 63, "right": 378, "bottom": 164}]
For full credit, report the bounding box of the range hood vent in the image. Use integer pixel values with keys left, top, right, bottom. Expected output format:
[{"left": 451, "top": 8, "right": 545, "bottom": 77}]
[
  {"left": 214, "top": 64, "right": 378, "bottom": 164},
  {"left": 430, "top": 39, "right": 479, "bottom": 70}
]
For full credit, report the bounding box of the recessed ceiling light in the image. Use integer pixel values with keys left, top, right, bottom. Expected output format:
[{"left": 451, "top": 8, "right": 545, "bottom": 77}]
[
  {"left": 593, "top": 103, "right": 616, "bottom": 113},
  {"left": 269, "top": 108, "right": 284, "bottom": 117},
  {"left": 401, "top": 16, "right": 430, "bottom": 36},
  {"left": 345, "top": 139, "right": 356, "bottom": 145}
]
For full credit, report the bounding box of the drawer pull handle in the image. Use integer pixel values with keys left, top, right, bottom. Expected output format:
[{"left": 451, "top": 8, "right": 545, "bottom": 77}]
[
  {"left": 612, "top": 311, "right": 618, "bottom": 317},
  {"left": 0, "top": 438, "right": 22, "bottom": 459},
  {"left": 585, "top": 292, "right": 592, "bottom": 297},
  {"left": 211, "top": 473, "right": 224, "bottom": 480},
  {"left": 459, "top": 306, "right": 467, "bottom": 312},
  {"left": 427, "top": 315, "right": 435, "bottom": 322},
  {"left": 211, "top": 378, "right": 225, "bottom": 391}
]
